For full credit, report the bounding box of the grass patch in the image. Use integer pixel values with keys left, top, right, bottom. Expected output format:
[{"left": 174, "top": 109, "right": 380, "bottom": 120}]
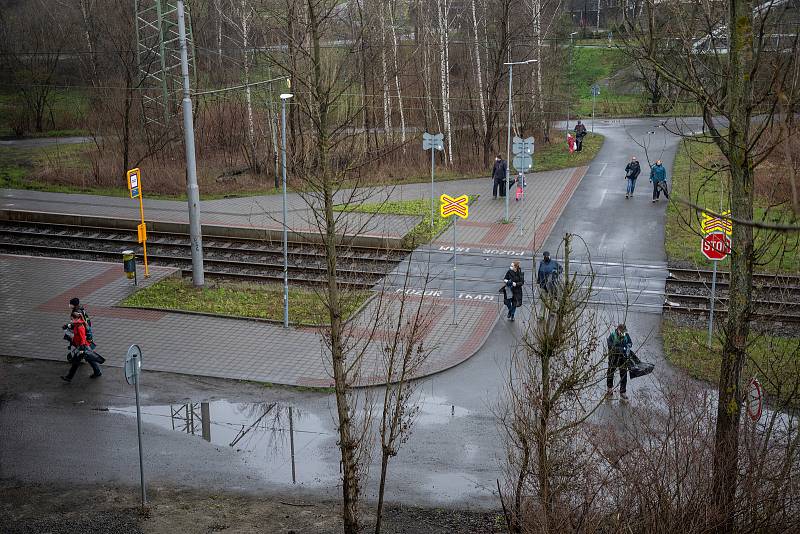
[
  {"left": 121, "top": 277, "right": 370, "bottom": 326},
  {"left": 663, "top": 319, "right": 800, "bottom": 407},
  {"left": 534, "top": 131, "right": 604, "bottom": 171},
  {"left": 667, "top": 136, "right": 799, "bottom": 273},
  {"left": 335, "top": 197, "right": 476, "bottom": 248}
]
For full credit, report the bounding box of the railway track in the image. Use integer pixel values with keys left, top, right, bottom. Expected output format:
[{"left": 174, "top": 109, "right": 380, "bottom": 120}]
[
  {"left": 0, "top": 220, "right": 408, "bottom": 289},
  {"left": 665, "top": 267, "right": 800, "bottom": 323}
]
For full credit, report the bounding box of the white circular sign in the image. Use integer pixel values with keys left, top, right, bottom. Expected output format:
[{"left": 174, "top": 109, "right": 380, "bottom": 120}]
[{"left": 124, "top": 344, "right": 143, "bottom": 385}]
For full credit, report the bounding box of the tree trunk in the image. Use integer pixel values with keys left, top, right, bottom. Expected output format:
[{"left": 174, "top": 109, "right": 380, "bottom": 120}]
[
  {"left": 240, "top": 2, "right": 259, "bottom": 174},
  {"left": 436, "top": 0, "right": 452, "bottom": 164},
  {"left": 711, "top": 1, "right": 755, "bottom": 530},
  {"left": 471, "top": 0, "right": 487, "bottom": 142},
  {"left": 389, "top": 1, "right": 406, "bottom": 144}
]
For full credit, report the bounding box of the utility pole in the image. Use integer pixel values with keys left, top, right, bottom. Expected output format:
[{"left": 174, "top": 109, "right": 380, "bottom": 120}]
[
  {"left": 280, "top": 93, "right": 293, "bottom": 329},
  {"left": 504, "top": 59, "right": 537, "bottom": 223},
  {"left": 177, "top": 0, "right": 204, "bottom": 287}
]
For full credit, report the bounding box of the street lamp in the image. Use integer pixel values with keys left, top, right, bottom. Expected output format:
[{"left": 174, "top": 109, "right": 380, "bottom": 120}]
[
  {"left": 504, "top": 58, "right": 537, "bottom": 223},
  {"left": 280, "top": 92, "right": 293, "bottom": 329}
]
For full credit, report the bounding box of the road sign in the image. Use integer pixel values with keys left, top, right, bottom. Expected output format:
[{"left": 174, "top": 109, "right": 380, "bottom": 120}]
[
  {"left": 440, "top": 194, "right": 468, "bottom": 219},
  {"left": 512, "top": 155, "right": 533, "bottom": 171},
  {"left": 512, "top": 136, "right": 534, "bottom": 155},
  {"left": 591, "top": 84, "right": 601, "bottom": 97},
  {"left": 423, "top": 132, "right": 444, "bottom": 151},
  {"left": 701, "top": 210, "right": 732, "bottom": 235},
  {"left": 127, "top": 168, "right": 141, "bottom": 199},
  {"left": 746, "top": 377, "right": 763, "bottom": 422},
  {"left": 701, "top": 231, "right": 731, "bottom": 261},
  {"left": 125, "top": 344, "right": 142, "bottom": 385}
]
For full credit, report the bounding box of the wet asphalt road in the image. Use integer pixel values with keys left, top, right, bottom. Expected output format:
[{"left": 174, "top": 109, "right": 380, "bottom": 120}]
[{"left": 1, "top": 119, "right": 696, "bottom": 510}]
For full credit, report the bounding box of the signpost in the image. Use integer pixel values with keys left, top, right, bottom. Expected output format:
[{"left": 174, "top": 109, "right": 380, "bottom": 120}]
[
  {"left": 423, "top": 133, "right": 445, "bottom": 229},
  {"left": 700, "top": 210, "right": 732, "bottom": 346},
  {"left": 124, "top": 344, "right": 147, "bottom": 509},
  {"left": 440, "top": 194, "right": 469, "bottom": 324},
  {"left": 127, "top": 168, "right": 149, "bottom": 278},
  {"left": 590, "top": 84, "right": 600, "bottom": 133}
]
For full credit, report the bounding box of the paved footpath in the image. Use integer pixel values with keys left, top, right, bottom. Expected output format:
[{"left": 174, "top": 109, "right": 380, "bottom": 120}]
[{"left": 0, "top": 165, "right": 587, "bottom": 386}]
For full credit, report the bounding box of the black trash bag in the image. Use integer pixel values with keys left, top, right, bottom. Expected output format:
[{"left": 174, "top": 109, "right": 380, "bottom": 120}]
[{"left": 626, "top": 350, "right": 655, "bottom": 379}]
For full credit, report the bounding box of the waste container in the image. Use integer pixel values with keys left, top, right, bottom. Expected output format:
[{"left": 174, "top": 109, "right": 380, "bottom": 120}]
[{"left": 122, "top": 250, "right": 137, "bottom": 283}]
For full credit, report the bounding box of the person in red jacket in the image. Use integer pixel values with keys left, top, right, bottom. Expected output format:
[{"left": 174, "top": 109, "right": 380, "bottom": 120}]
[{"left": 61, "top": 312, "right": 103, "bottom": 381}]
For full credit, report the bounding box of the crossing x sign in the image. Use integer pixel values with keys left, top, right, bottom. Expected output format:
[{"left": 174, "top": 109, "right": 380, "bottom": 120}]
[
  {"left": 701, "top": 210, "right": 733, "bottom": 236},
  {"left": 440, "top": 194, "right": 469, "bottom": 219}
]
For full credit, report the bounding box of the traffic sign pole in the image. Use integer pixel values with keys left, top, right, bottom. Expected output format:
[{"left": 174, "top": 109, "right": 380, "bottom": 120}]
[
  {"left": 453, "top": 216, "right": 457, "bottom": 325},
  {"left": 708, "top": 260, "right": 718, "bottom": 346},
  {"left": 124, "top": 345, "right": 146, "bottom": 510},
  {"left": 431, "top": 145, "right": 435, "bottom": 231}
]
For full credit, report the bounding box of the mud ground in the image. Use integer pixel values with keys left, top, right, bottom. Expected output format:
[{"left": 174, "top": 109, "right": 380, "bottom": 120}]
[{"left": 0, "top": 483, "right": 504, "bottom": 534}]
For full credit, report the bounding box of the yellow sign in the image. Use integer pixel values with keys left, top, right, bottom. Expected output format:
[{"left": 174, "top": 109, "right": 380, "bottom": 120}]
[
  {"left": 701, "top": 210, "right": 732, "bottom": 236},
  {"left": 127, "top": 168, "right": 141, "bottom": 199},
  {"left": 137, "top": 223, "right": 147, "bottom": 243},
  {"left": 440, "top": 194, "right": 469, "bottom": 219}
]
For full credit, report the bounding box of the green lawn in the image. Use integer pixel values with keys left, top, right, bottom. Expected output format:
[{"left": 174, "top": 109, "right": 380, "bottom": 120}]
[
  {"left": 666, "top": 136, "right": 799, "bottom": 272},
  {"left": 0, "top": 89, "right": 89, "bottom": 138},
  {"left": 534, "top": 131, "right": 604, "bottom": 171},
  {"left": 663, "top": 319, "right": 800, "bottom": 407},
  {"left": 335, "top": 197, "right": 472, "bottom": 248},
  {"left": 122, "top": 277, "right": 370, "bottom": 326}
]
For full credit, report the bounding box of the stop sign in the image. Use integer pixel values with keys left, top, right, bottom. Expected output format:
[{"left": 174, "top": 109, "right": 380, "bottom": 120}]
[{"left": 701, "top": 232, "right": 731, "bottom": 260}]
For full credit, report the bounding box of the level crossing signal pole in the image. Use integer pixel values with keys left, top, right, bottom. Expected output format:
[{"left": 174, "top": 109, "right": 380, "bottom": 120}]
[{"left": 422, "top": 132, "right": 444, "bottom": 229}]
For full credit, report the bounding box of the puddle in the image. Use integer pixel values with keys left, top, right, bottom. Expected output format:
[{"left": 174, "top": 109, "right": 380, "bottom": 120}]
[
  {"left": 109, "top": 400, "right": 338, "bottom": 487},
  {"left": 414, "top": 396, "right": 471, "bottom": 426}
]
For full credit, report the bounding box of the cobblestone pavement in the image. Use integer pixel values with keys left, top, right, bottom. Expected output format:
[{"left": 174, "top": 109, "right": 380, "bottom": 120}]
[{"left": 0, "top": 165, "right": 588, "bottom": 386}]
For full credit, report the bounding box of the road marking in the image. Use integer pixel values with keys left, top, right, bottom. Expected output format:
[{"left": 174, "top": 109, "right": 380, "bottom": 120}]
[{"left": 598, "top": 163, "right": 608, "bottom": 176}]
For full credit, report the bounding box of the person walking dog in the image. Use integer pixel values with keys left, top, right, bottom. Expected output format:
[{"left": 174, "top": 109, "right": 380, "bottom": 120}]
[
  {"left": 624, "top": 156, "right": 641, "bottom": 198},
  {"left": 502, "top": 261, "right": 524, "bottom": 321},
  {"left": 650, "top": 159, "right": 669, "bottom": 202}
]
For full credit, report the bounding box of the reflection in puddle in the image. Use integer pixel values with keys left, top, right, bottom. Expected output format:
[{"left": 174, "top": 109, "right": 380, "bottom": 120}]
[{"left": 109, "top": 401, "right": 337, "bottom": 487}]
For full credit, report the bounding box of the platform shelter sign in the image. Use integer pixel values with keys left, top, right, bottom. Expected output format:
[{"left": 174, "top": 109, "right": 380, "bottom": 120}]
[{"left": 440, "top": 194, "right": 468, "bottom": 324}]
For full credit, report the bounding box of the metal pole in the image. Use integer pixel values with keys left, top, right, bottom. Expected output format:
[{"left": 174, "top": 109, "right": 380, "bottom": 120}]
[
  {"left": 592, "top": 92, "right": 596, "bottom": 133},
  {"left": 431, "top": 146, "right": 435, "bottom": 230},
  {"left": 289, "top": 406, "right": 296, "bottom": 484},
  {"left": 281, "top": 95, "right": 292, "bottom": 329},
  {"left": 708, "top": 260, "right": 718, "bottom": 346},
  {"left": 177, "top": 1, "right": 205, "bottom": 287},
  {"left": 597, "top": 0, "right": 600, "bottom": 32},
  {"left": 505, "top": 64, "right": 513, "bottom": 223},
  {"left": 452, "top": 217, "right": 457, "bottom": 325},
  {"left": 134, "top": 363, "right": 146, "bottom": 509}
]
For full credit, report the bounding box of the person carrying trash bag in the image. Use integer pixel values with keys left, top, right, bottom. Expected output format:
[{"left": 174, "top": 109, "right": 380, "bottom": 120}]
[
  {"left": 650, "top": 159, "right": 669, "bottom": 202},
  {"left": 606, "top": 324, "right": 633, "bottom": 400}
]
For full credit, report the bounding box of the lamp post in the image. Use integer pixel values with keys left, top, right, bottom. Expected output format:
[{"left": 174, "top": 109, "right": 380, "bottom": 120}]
[
  {"left": 504, "top": 58, "right": 537, "bottom": 223},
  {"left": 280, "top": 93, "right": 292, "bottom": 329}
]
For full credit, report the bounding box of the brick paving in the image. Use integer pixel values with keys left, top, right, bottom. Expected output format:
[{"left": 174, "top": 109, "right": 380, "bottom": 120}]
[{"left": 0, "top": 166, "right": 588, "bottom": 386}]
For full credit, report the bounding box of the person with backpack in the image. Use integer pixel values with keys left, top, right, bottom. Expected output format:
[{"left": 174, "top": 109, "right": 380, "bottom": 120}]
[
  {"left": 650, "top": 159, "right": 669, "bottom": 202},
  {"left": 574, "top": 121, "right": 587, "bottom": 152},
  {"left": 70, "top": 297, "right": 95, "bottom": 349},
  {"left": 502, "top": 261, "right": 525, "bottom": 321},
  {"left": 492, "top": 155, "right": 508, "bottom": 198},
  {"left": 61, "top": 311, "right": 103, "bottom": 381},
  {"left": 606, "top": 324, "right": 632, "bottom": 400},
  {"left": 624, "top": 156, "right": 641, "bottom": 198}
]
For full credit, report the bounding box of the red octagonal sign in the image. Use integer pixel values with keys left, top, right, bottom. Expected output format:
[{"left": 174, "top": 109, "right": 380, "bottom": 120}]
[{"left": 702, "top": 231, "right": 731, "bottom": 261}]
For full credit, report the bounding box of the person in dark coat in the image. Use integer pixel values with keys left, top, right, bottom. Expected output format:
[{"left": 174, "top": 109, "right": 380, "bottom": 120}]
[
  {"left": 650, "top": 159, "right": 669, "bottom": 202},
  {"left": 574, "top": 121, "right": 587, "bottom": 151},
  {"left": 491, "top": 155, "right": 508, "bottom": 198},
  {"left": 624, "top": 156, "right": 641, "bottom": 198},
  {"left": 502, "top": 261, "right": 524, "bottom": 321},
  {"left": 61, "top": 312, "right": 103, "bottom": 382},
  {"left": 536, "top": 251, "right": 563, "bottom": 318},
  {"left": 606, "top": 323, "right": 632, "bottom": 400}
]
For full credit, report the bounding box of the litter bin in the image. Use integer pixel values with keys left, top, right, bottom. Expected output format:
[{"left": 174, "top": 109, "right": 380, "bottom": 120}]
[{"left": 123, "top": 250, "right": 137, "bottom": 284}]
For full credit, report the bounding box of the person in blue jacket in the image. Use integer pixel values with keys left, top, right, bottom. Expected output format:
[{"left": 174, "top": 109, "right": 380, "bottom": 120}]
[
  {"left": 536, "top": 251, "right": 563, "bottom": 318},
  {"left": 650, "top": 159, "right": 669, "bottom": 202}
]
